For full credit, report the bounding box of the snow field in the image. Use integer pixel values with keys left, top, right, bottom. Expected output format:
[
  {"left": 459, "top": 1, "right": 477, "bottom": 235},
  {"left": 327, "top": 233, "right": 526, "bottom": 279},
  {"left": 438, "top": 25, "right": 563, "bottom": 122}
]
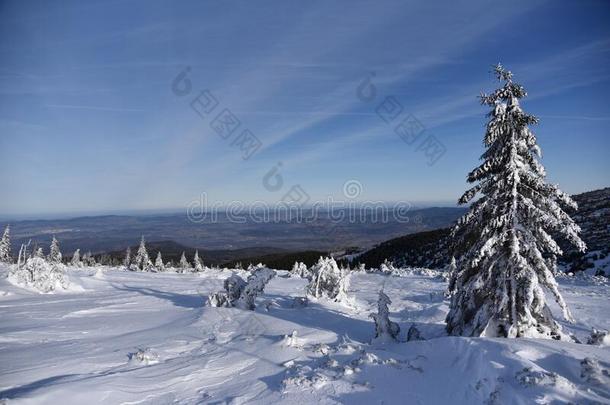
[{"left": 0, "top": 265, "right": 608, "bottom": 404}]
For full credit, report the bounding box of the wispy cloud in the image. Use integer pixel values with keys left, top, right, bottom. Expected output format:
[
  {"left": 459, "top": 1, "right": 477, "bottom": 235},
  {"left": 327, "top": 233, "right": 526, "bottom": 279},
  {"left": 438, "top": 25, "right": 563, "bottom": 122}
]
[{"left": 44, "top": 104, "right": 145, "bottom": 112}]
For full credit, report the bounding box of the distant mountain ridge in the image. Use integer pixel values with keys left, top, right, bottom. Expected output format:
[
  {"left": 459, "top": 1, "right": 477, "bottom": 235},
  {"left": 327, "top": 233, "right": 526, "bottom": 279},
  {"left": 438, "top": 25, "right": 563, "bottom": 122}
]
[
  {"left": 347, "top": 187, "right": 610, "bottom": 273},
  {"left": 5, "top": 206, "right": 466, "bottom": 255},
  {"left": 570, "top": 187, "right": 610, "bottom": 252},
  {"left": 98, "top": 242, "right": 289, "bottom": 267}
]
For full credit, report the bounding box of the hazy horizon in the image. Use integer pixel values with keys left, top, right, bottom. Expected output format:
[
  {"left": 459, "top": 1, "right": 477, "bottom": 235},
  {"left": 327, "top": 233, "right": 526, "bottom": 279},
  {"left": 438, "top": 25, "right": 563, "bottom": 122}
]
[{"left": 0, "top": 199, "right": 465, "bottom": 221}]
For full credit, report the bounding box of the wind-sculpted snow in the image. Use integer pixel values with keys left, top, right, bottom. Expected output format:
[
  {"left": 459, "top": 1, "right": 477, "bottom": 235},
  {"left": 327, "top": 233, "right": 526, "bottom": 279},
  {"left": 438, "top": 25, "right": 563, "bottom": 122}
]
[{"left": 0, "top": 264, "right": 608, "bottom": 404}]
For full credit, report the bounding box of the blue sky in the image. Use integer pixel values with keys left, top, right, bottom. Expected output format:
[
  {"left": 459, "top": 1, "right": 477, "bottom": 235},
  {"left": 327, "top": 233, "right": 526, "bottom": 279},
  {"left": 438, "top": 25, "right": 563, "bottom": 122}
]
[{"left": 0, "top": 0, "right": 609, "bottom": 217}]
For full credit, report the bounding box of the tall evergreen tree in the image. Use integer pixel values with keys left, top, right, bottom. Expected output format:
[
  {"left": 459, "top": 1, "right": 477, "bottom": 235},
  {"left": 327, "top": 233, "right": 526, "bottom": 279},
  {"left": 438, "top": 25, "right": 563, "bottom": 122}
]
[
  {"left": 178, "top": 251, "right": 191, "bottom": 272},
  {"left": 133, "top": 236, "right": 152, "bottom": 271},
  {"left": 71, "top": 249, "right": 82, "bottom": 267},
  {"left": 447, "top": 64, "right": 586, "bottom": 339},
  {"left": 154, "top": 252, "right": 165, "bottom": 272},
  {"left": 193, "top": 250, "right": 204, "bottom": 272},
  {"left": 81, "top": 251, "right": 89, "bottom": 266},
  {"left": 124, "top": 246, "right": 132, "bottom": 268},
  {"left": 0, "top": 225, "right": 12, "bottom": 263},
  {"left": 48, "top": 236, "right": 62, "bottom": 264}
]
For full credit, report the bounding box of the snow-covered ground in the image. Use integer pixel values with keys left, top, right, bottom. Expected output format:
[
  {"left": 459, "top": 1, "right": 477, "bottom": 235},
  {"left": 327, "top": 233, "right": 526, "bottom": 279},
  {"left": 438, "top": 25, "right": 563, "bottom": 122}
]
[{"left": 1, "top": 265, "right": 609, "bottom": 404}]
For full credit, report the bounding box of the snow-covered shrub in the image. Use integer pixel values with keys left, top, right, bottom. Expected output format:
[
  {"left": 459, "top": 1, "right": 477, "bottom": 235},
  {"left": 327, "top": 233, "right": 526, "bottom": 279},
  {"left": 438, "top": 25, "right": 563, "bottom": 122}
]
[
  {"left": 281, "top": 330, "right": 302, "bottom": 348},
  {"left": 208, "top": 268, "right": 275, "bottom": 310},
  {"left": 379, "top": 259, "right": 395, "bottom": 274},
  {"left": 291, "top": 262, "right": 310, "bottom": 279},
  {"left": 516, "top": 367, "right": 563, "bottom": 388},
  {"left": 236, "top": 267, "right": 276, "bottom": 310},
  {"left": 447, "top": 65, "right": 586, "bottom": 339},
  {"left": 207, "top": 291, "right": 227, "bottom": 307},
  {"left": 208, "top": 274, "right": 247, "bottom": 307},
  {"left": 128, "top": 348, "right": 159, "bottom": 365},
  {"left": 247, "top": 263, "right": 266, "bottom": 273},
  {"left": 307, "top": 257, "right": 347, "bottom": 300},
  {"left": 370, "top": 290, "right": 400, "bottom": 343},
  {"left": 226, "top": 274, "right": 248, "bottom": 301},
  {"left": 587, "top": 329, "right": 610, "bottom": 346},
  {"left": 8, "top": 257, "right": 69, "bottom": 293}
]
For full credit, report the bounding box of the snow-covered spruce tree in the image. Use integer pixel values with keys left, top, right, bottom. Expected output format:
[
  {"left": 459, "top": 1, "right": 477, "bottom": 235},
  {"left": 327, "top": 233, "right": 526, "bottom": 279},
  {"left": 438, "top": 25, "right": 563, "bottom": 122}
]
[
  {"left": 0, "top": 225, "right": 12, "bottom": 263},
  {"left": 154, "top": 252, "right": 165, "bottom": 272},
  {"left": 370, "top": 290, "right": 400, "bottom": 343},
  {"left": 193, "top": 250, "right": 204, "bottom": 272},
  {"left": 335, "top": 266, "right": 352, "bottom": 305},
  {"left": 447, "top": 64, "right": 586, "bottom": 339},
  {"left": 123, "top": 246, "right": 132, "bottom": 269},
  {"left": 133, "top": 236, "right": 153, "bottom": 271},
  {"left": 48, "top": 236, "right": 62, "bottom": 264},
  {"left": 178, "top": 251, "right": 192, "bottom": 273},
  {"left": 71, "top": 249, "right": 82, "bottom": 267}
]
